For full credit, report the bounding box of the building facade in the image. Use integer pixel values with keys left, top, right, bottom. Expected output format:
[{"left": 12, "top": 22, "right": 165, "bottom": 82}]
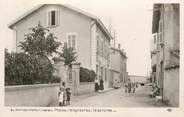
[
  {"left": 151, "top": 4, "right": 180, "bottom": 107},
  {"left": 8, "top": 4, "right": 112, "bottom": 89},
  {"left": 109, "top": 44, "right": 127, "bottom": 88}
]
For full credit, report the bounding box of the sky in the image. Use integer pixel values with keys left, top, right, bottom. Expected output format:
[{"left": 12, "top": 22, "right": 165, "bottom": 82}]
[{"left": 0, "top": 0, "right": 155, "bottom": 76}]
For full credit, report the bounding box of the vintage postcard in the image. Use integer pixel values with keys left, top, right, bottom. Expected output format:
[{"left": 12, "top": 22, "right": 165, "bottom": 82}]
[{"left": 0, "top": 0, "right": 183, "bottom": 117}]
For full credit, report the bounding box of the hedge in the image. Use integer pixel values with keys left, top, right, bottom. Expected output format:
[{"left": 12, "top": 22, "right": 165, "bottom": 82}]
[
  {"left": 80, "top": 67, "right": 96, "bottom": 82},
  {"left": 5, "top": 50, "right": 58, "bottom": 85}
]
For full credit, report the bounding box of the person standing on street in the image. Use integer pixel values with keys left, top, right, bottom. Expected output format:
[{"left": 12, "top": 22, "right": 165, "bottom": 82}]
[
  {"left": 60, "top": 82, "right": 66, "bottom": 106},
  {"left": 66, "top": 88, "right": 71, "bottom": 105},
  {"left": 99, "top": 79, "right": 104, "bottom": 91},
  {"left": 124, "top": 82, "right": 128, "bottom": 93},
  {"left": 132, "top": 82, "right": 136, "bottom": 93},
  {"left": 127, "top": 79, "right": 131, "bottom": 93},
  {"left": 94, "top": 77, "right": 99, "bottom": 92},
  {"left": 58, "top": 88, "right": 64, "bottom": 106}
]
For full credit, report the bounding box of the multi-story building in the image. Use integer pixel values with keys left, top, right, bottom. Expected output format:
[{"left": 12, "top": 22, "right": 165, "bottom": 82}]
[
  {"left": 109, "top": 44, "right": 127, "bottom": 88},
  {"left": 8, "top": 4, "right": 112, "bottom": 88},
  {"left": 151, "top": 4, "right": 179, "bottom": 107}
]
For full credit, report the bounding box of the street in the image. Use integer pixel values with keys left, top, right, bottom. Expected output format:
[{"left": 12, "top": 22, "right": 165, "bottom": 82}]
[{"left": 68, "top": 85, "right": 166, "bottom": 107}]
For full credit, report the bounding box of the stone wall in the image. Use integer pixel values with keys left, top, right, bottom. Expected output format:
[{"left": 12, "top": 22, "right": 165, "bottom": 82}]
[
  {"left": 5, "top": 82, "right": 96, "bottom": 106},
  {"left": 163, "top": 68, "right": 179, "bottom": 107},
  {"left": 5, "top": 83, "right": 60, "bottom": 107},
  {"left": 76, "top": 82, "right": 95, "bottom": 95}
]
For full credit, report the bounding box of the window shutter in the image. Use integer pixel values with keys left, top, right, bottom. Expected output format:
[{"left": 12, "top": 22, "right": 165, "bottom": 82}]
[
  {"left": 68, "top": 36, "right": 71, "bottom": 48},
  {"left": 48, "top": 11, "right": 51, "bottom": 26},
  {"left": 56, "top": 10, "right": 59, "bottom": 25}
]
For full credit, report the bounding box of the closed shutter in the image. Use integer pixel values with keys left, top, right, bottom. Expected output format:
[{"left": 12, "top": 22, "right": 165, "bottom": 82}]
[
  {"left": 48, "top": 11, "right": 51, "bottom": 26},
  {"left": 56, "top": 9, "right": 59, "bottom": 25}
]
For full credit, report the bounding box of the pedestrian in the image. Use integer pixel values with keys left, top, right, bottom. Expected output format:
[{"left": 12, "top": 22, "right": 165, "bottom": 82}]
[
  {"left": 66, "top": 88, "right": 71, "bottom": 105},
  {"left": 127, "top": 79, "right": 131, "bottom": 93},
  {"left": 94, "top": 78, "right": 99, "bottom": 92},
  {"left": 124, "top": 82, "right": 128, "bottom": 93},
  {"left": 58, "top": 88, "right": 64, "bottom": 106},
  {"left": 99, "top": 79, "right": 104, "bottom": 91},
  {"left": 60, "top": 82, "right": 66, "bottom": 106},
  {"left": 136, "top": 82, "right": 138, "bottom": 88},
  {"left": 132, "top": 82, "right": 136, "bottom": 93}
]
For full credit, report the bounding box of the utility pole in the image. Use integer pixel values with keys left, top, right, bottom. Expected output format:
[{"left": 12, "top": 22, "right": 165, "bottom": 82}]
[{"left": 113, "top": 30, "right": 116, "bottom": 48}]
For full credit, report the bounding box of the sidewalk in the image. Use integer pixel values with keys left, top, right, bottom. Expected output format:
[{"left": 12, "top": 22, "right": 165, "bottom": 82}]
[{"left": 49, "top": 88, "right": 114, "bottom": 107}]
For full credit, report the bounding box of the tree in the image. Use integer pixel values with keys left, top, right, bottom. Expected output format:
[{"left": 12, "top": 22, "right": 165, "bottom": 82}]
[
  {"left": 5, "top": 23, "right": 62, "bottom": 85},
  {"left": 59, "top": 44, "right": 78, "bottom": 68},
  {"left": 5, "top": 49, "right": 54, "bottom": 85},
  {"left": 19, "top": 22, "right": 62, "bottom": 83},
  {"left": 59, "top": 45, "right": 78, "bottom": 82},
  {"left": 19, "top": 22, "right": 61, "bottom": 57}
]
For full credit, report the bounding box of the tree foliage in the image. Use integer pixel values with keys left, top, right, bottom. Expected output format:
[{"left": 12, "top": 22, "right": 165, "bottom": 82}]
[
  {"left": 59, "top": 45, "right": 78, "bottom": 68},
  {"left": 5, "top": 23, "right": 62, "bottom": 85},
  {"left": 80, "top": 67, "right": 96, "bottom": 82},
  {"left": 5, "top": 50, "right": 55, "bottom": 85},
  {"left": 19, "top": 23, "right": 61, "bottom": 57}
]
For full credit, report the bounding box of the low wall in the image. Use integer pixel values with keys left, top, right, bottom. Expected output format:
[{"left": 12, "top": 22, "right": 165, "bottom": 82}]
[
  {"left": 5, "top": 82, "right": 96, "bottom": 106},
  {"left": 163, "top": 68, "right": 179, "bottom": 107},
  {"left": 76, "top": 82, "right": 95, "bottom": 95},
  {"left": 5, "top": 83, "right": 60, "bottom": 107}
]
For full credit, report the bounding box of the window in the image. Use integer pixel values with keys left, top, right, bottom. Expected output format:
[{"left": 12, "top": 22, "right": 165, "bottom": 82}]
[
  {"left": 67, "top": 33, "right": 77, "bottom": 50},
  {"left": 64, "top": 42, "right": 67, "bottom": 48},
  {"left": 48, "top": 9, "right": 59, "bottom": 26},
  {"left": 101, "top": 39, "right": 104, "bottom": 57},
  {"left": 97, "top": 35, "right": 100, "bottom": 54},
  {"left": 51, "top": 11, "right": 56, "bottom": 25}
]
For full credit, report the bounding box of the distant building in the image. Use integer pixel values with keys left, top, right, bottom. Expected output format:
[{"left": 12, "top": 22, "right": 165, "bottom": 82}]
[
  {"left": 8, "top": 4, "right": 112, "bottom": 89},
  {"left": 109, "top": 44, "right": 127, "bottom": 88},
  {"left": 128, "top": 75, "right": 148, "bottom": 84},
  {"left": 151, "top": 4, "right": 179, "bottom": 107}
]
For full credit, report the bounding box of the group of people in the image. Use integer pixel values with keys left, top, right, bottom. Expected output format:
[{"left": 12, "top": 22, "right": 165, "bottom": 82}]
[
  {"left": 95, "top": 79, "right": 104, "bottom": 92},
  {"left": 58, "top": 82, "right": 71, "bottom": 106},
  {"left": 124, "top": 79, "right": 138, "bottom": 93}
]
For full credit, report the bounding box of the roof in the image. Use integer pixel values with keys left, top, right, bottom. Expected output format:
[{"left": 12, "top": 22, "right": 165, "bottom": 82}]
[
  {"left": 152, "top": 4, "right": 162, "bottom": 33},
  {"left": 8, "top": 4, "right": 112, "bottom": 39},
  {"left": 111, "top": 47, "right": 127, "bottom": 59}
]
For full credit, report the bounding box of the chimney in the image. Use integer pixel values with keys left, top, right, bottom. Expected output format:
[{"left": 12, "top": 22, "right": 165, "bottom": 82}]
[{"left": 118, "top": 44, "right": 121, "bottom": 49}]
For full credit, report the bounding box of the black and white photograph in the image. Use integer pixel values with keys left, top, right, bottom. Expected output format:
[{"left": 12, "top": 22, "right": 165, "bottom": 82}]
[{"left": 0, "top": 0, "right": 183, "bottom": 116}]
